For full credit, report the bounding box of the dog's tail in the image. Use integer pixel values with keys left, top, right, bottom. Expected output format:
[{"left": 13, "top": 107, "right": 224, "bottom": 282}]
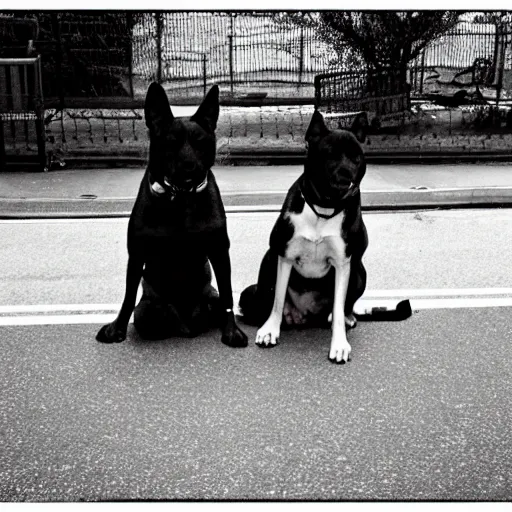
[{"left": 355, "top": 299, "right": 413, "bottom": 322}]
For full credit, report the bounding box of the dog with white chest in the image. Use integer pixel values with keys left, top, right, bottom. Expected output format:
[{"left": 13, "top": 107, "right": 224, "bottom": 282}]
[{"left": 239, "top": 110, "right": 369, "bottom": 363}]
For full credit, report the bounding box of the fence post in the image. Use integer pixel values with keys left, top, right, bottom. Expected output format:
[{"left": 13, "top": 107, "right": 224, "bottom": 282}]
[
  {"left": 126, "top": 12, "right": 134, "bottom": 98},
  {"left": 495, "top": 21, "right": 506, "bottom": 107},
  {"left": 203, "top": 53, "right": 207, "bottom": 97},
  {"left": 155, "top": 12, "right": 163, "bottom": 83},
  {"left": 313, "top": 75, "right": 321, "bottom": 110},
  {"left": 50, "top": 13, "right": 65, "bottom": 108},
  {"left": 228, "top": 14, "right": 234, "bottom": 95},
  {"left": 419, "top": 50, "right": 425, "bottom": 95},
  {"left": 298, "top": 26, "right": 304, "bottom": 88}
]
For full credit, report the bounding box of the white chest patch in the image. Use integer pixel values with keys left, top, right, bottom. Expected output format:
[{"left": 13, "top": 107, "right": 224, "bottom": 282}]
[{"left": 284, "top": 202, "right": 349, "bottom": 278}]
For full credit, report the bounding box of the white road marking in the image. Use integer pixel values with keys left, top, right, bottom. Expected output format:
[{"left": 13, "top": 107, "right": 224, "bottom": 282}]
[
  {"left": 1, "top": 288, "right": 511, "bottom": 315},
  {"left": 410, "top": 298, "right": 512, "bottom": 309},
  {"left": 354, "top": 297, "right": 512, "bottom": 313},
  {"left": 0, "top": 304, "right": 120, "bottom": 313},
  {"left": 368, "top": 186, "right": 512, "bottom": 193},
  {"left": 362, "top": 288, "right": 512, "bottom": 298},
  {"left": 0, "top": 314, "right": 118, "bottom": 326},
  {"left": 1, "top": 289, "right": 512, "bottom": 326},
  {"left": 0, "top": 218, "right": 130, "bottom": 224}
]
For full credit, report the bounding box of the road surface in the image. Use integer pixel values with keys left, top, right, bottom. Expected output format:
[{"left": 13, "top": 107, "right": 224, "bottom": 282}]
[{"left": 1, "top": 209, "right": 511, "bottom": 501}]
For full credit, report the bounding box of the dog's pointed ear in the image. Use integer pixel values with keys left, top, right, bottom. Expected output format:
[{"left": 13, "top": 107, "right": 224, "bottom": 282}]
[
  {"left": 191, "top": 85, "right": 219, "bottom": 132},
  {"left": 350, "top": 112, "right": 368, "bottom": 143},
  {"left": 305, "top": 110, "right": 329, "bottom": 143},
  {"left": 144, "top": 82, "right": 174, "bottom": 136}
]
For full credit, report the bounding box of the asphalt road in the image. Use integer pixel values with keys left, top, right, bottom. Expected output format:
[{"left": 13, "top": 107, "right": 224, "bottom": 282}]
[
  {"left": 1, "top": 307, "right": 512, "bottom": 501},
  {"left": 0, "top": 209, "right": 511, "bottom": 305},
  {"left": 1, "top": 209, "right": 512, "bottom": 501}
]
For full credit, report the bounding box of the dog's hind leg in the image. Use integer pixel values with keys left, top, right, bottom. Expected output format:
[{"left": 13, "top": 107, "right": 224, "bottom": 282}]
[
  {"left": 134, "top": 296, "right": 200, "bottom": 339},
  {"left": 201, "top": 282, "right": 223, "bottom": 328},
  {"left": 344, "top": 259, "right": 367, "bottom": 328},
  {"left": 134, "top": 299, "right": 181, "bottom": 340},
  {"left": 239, "top": 249, "right": 278, "bottom": 327},
  {"left": 207, "top": 242, "right": 248, "bottom": 348},
  {"left": 133, "top": 279, "right": 194, "bottom": 339},
  {"left": 238, "top": 284, "right": 261, "bottom": 326}
]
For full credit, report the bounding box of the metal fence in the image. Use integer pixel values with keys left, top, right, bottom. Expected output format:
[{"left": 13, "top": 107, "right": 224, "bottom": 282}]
[
  {"left": 131, "top": 12, "right": 512, "bottom": 103},
  {"left": 1, "top": 11, "right": 511, "bottom": 105},
  {"left": 0, "top": 12, "right": 133, "bottom": 106},
  {"left": 131, "top": 12, "right": 338, "bottom": 100},
  {"left": 314, "top": 68, "right": 411, "bottom": 129},
  {"left": 409, "top": 19, "right": 512, "bottom": 99}
]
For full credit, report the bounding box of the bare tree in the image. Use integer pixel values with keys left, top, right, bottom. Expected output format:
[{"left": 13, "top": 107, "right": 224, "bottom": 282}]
[{"left": 275, "top": 11, "right": 462, "bottom": 85}]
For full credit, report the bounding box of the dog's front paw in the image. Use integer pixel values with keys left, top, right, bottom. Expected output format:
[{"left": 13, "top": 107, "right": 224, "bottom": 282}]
[
  {"left": 221, "top": 321, "right": 248, "bottom": 348},
  {"left": 329, "top": 336, "right": 352, "bottom": 364},
  {"left": 96, "top": 322, "right": 126, "bottom": 344},
  {"left": 256, "top": 316, "right": 281, "bottom": 348}
]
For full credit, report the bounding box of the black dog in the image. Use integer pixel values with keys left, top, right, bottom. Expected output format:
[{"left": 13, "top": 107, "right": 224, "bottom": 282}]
[
  {"left": 97, "top": 82, "right": 247, "bottom": 348},
  {"left": 239, "top": 111, "right": 369, "bottom": 363}
]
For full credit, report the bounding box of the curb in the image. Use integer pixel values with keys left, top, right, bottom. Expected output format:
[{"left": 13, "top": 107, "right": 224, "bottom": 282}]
[
  {"left": 222, "top": 148, "right": 512, "bottom": 165},
  {"left": 363, "top": 187, "right": 512, "bottom": 210},
  {"left": 1, "top": 187, "right": 512, "bottom": 219}
]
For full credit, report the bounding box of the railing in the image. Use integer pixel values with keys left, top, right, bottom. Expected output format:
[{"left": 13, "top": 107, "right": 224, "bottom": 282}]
[
  {"left": 2, "top": 12, "right": 511, "bottom": 106},
  {"left": 1, "top": 12, "right": 511, "bottom": 167},
  {"left": 0, "top": 56, "right": 47, "bottom": 171},
  {"left": 409, "top": 19, "right": 512, "bottom": 101},
  {"left": 132, "top": 12, "right": 337, "bottom": 101},
  {"left": 314, "top": 69, "right": 410, "bottom": 128}
]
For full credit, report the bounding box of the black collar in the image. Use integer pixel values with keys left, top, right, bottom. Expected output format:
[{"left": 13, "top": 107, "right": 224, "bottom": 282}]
[
  {"left": 299, "top": 175, "right": 359, "bottom": 220},
  {"left": 149, "top": 172, "right": 208, "bottom": 199}
]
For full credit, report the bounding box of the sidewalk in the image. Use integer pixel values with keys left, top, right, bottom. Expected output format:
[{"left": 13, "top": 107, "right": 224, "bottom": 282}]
[{"left": 1, "top": 163, "right": 511, "bottom": 218}]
